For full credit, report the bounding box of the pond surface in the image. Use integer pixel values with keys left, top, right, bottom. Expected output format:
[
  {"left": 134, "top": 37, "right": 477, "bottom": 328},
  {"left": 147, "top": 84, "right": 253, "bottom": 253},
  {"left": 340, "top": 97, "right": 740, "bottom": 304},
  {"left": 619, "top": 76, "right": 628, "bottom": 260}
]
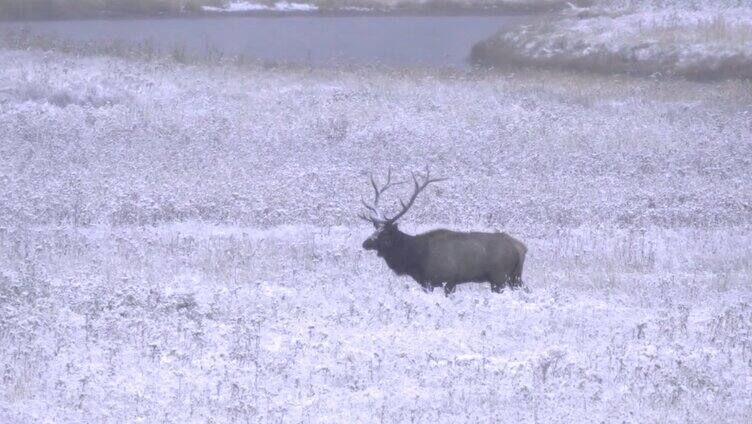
[{"left": 1, "top": 15, "right": 528, "bottom": 67}]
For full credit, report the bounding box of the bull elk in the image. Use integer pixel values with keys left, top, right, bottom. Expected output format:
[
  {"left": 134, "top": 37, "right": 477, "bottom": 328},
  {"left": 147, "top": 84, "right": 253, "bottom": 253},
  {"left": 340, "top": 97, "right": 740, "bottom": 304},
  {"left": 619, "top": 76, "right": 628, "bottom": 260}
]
[{"left": 359, "top": 168, "right": 527, "bottom": 296}]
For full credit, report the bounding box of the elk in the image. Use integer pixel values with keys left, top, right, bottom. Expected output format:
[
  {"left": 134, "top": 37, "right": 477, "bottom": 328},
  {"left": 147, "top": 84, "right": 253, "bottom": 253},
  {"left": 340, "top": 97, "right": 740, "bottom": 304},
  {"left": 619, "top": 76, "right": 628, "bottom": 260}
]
[{"left": 359, "top": 168, "right": 527, "bottom": 296}]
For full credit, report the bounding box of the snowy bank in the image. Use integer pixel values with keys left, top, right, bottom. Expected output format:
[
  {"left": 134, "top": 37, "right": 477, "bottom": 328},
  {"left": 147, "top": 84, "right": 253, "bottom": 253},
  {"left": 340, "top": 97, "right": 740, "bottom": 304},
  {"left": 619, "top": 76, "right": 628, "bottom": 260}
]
[
  {"left": 0, "top": 0, "right": 585, "bottom": 20},
  {"left": 202, "top": 1, "right": 318, "bottom": 13},
  {"left": 472, "top": 7, "right": 752, "bottom": 80},
  {"left": 200, "top": 0, "right": 585, "bottom": 14}
]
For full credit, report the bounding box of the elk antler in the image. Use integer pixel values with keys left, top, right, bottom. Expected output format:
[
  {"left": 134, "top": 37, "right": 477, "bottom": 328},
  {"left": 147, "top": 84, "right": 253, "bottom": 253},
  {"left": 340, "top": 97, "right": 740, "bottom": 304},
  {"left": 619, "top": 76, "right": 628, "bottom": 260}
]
[
  {"left": 383, "top": 166, "right": 447, "bottom": 224},
  {"left": 358, "top": 168, "right": 404, "bottom": 226}
]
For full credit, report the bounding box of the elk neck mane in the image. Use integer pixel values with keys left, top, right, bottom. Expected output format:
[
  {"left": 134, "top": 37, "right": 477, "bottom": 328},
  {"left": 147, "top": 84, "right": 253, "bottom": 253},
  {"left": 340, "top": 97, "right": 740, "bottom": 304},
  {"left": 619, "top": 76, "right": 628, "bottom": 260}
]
[{"left": 376, "top": 228, "right": 426, "bottom": 279}]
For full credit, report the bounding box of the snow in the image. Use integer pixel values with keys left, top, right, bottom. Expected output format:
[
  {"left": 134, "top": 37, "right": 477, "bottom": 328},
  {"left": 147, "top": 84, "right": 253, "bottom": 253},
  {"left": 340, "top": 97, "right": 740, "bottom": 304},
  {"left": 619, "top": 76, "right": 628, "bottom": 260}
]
[
  {"left": 202, "top": 2, "right": 272, "bottom": 12},
  {"left": 0, "top": 46, "right": 751, "bottom": 422},
  {"left": 472, "top": 5, "right": 752, "bottom": 79},
  {"left": 199, "top": 0, "right": 575, "bottom": 14},
  {"left": 274, "top": 1, "right": 319, "bottom": 11},
  {"left": 202, "top": 1, "right": 319, "bottom": 13}
]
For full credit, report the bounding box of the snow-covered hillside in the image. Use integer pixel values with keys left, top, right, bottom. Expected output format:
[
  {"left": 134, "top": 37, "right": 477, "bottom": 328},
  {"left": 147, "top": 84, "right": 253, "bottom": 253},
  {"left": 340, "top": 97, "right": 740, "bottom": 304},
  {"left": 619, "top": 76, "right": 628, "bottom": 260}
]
[
  {"left": 1, "top": 48, "right": 751, "bottom": 422},
  {"left": 472, "top": 3, "right": 752, "bottom": 79}
]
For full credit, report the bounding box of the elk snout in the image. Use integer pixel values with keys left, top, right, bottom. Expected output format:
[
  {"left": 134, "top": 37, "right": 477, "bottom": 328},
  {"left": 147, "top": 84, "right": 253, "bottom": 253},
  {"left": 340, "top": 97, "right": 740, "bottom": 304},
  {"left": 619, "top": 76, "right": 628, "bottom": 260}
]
[{"left": 362, "top": 238, "right": 377, "bottom": 250}]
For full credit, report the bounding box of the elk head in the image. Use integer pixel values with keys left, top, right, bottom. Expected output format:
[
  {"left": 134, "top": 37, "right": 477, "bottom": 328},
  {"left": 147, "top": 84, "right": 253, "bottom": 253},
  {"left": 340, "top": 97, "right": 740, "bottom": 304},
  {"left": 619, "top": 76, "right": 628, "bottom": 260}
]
[{"left": 359, "top": 167, "right": 446, "bottom": 253}]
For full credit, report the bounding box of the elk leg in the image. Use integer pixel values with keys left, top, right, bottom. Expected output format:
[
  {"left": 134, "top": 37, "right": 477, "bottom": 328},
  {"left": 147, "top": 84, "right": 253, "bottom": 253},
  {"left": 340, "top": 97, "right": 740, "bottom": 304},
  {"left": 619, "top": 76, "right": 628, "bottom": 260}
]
[
  {"left": 419, "top": 281, "right": 434, "bottom": 292},
  {"left": 443, "top": 283, "right": 456, "bottom": 296},
  {"left": 489, "top": 272, "right": 510, "bottom": 293},
  {"left": 509, "top": 255, "right": 525, "bottom": 290},
  {"left": 508, "top": 278, "right": 524, "bottom": 290}
]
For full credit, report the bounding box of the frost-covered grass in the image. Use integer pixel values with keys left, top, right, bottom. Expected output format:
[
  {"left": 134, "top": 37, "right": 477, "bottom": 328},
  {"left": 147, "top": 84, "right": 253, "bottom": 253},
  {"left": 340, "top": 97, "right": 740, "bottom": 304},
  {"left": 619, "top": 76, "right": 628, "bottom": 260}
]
[
  {"left": 1, "top": 48, "right": 751, "bottom": 422},
  {"left": 2, "top": 224, "right": 752, "bottom": 423},
  {"left": 472, "top": 6, "right": 752, "bottom": 80},
  {"left": 1, "top": 49, "right": 751, "bottom": 229}
]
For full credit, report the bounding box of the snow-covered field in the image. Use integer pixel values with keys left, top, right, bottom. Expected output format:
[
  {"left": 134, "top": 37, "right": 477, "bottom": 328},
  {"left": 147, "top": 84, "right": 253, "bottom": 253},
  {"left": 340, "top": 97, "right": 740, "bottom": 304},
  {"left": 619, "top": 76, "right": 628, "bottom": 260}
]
[
  {"left": 1, "top": 48, "right": 752, "bottom": 422},
  {"left": 472, "top": 4, "right": 752, "bottom": 79}
]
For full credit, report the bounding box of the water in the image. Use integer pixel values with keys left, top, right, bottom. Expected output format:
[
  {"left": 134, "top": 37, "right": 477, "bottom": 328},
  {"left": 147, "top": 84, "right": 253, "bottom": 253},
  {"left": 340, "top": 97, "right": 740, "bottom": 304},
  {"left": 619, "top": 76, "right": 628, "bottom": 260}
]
[{"left": 0, "top": 15, "right": 528, "bottom": 67}]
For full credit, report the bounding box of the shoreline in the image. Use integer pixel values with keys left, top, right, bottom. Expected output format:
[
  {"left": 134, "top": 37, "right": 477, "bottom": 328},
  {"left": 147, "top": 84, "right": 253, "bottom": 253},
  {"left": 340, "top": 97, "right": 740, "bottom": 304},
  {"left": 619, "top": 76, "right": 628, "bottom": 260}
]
[{"left": 0, "top": 5, "right": 558, "bottom": 23}]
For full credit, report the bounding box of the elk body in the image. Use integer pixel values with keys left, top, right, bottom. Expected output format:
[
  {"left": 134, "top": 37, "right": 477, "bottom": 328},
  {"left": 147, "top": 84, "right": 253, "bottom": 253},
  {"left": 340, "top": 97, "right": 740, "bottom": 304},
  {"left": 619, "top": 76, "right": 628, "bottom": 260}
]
[{"left": 360, "top": 169, "right": 527, "bottom": 296}]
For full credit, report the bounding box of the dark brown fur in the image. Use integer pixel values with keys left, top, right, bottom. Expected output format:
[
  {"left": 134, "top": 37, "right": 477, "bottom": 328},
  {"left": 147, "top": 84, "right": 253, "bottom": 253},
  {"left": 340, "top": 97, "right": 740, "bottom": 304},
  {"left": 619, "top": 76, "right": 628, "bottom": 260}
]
[{"left": 363, "top": 223, "right": 527, "bottom": 295}]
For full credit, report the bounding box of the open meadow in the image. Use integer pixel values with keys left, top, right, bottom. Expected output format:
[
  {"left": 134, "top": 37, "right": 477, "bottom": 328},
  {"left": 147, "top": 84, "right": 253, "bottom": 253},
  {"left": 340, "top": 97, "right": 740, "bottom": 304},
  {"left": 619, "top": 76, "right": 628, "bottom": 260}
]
[{"left": 1, "top": 47, "right": 751, "bottom": 422}]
